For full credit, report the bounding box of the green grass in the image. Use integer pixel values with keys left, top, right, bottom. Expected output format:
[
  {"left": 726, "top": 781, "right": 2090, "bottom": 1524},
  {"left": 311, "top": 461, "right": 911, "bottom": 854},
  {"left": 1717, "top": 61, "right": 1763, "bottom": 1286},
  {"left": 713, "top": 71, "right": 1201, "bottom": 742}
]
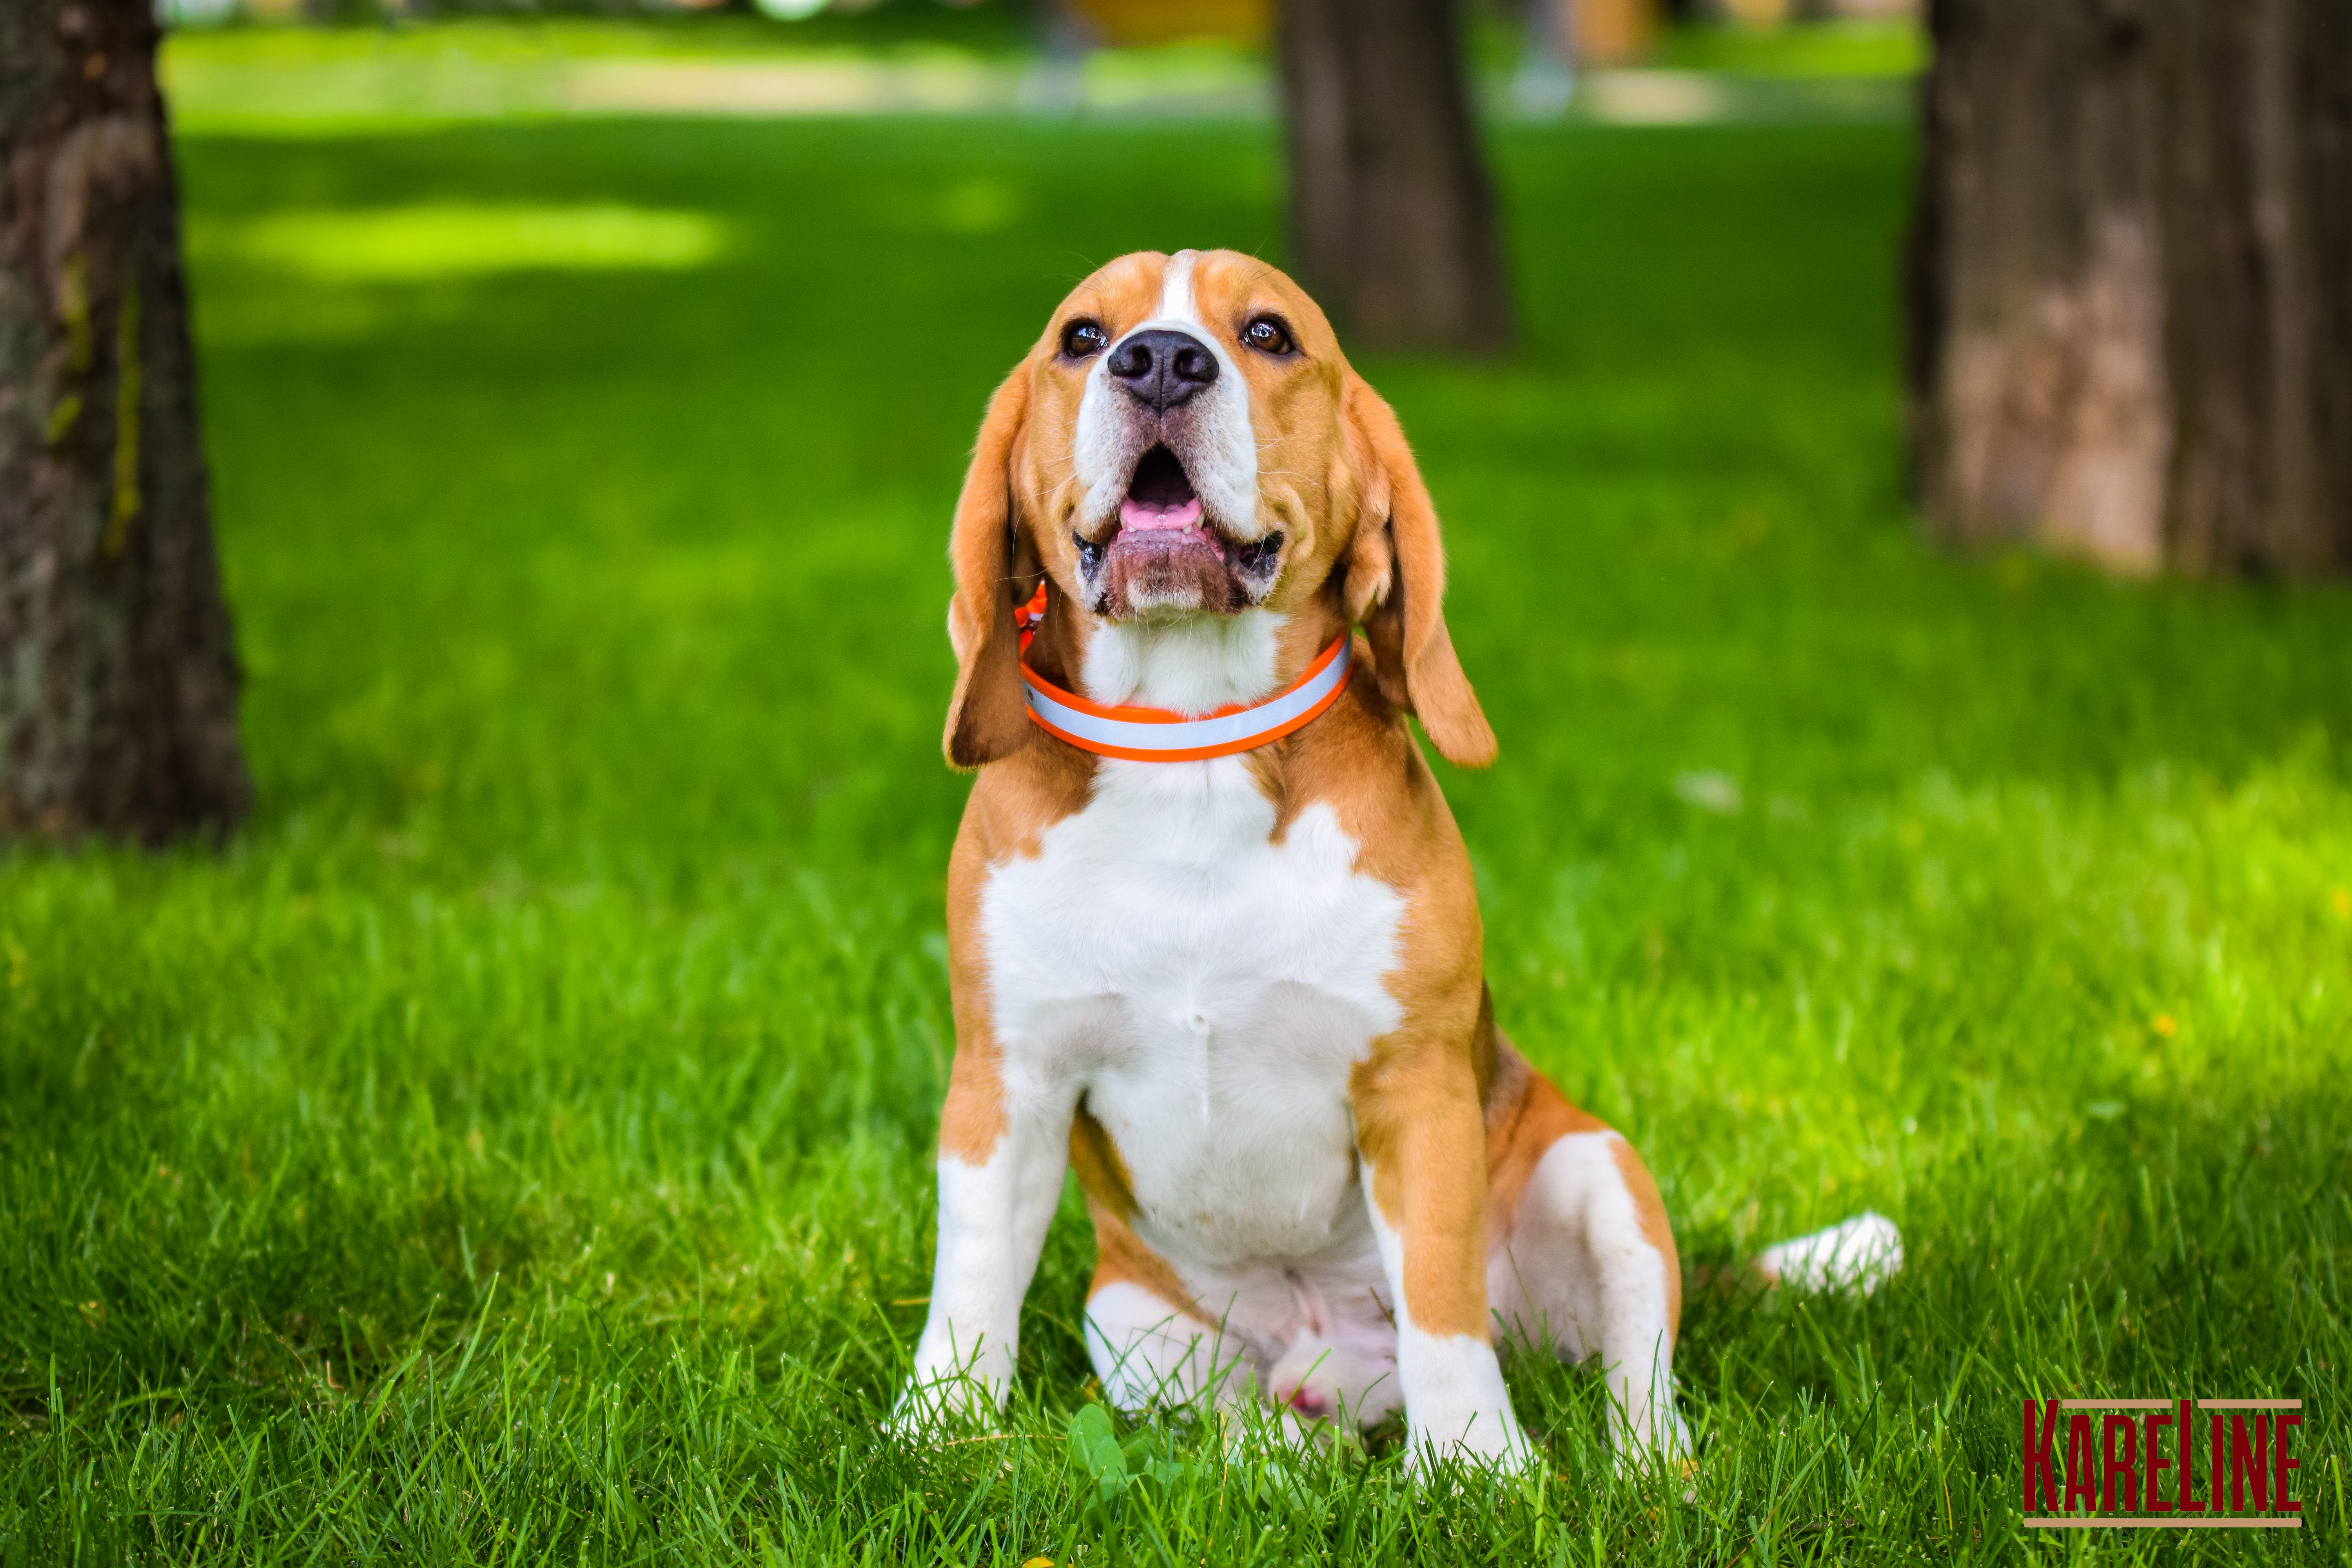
[
  {"left": 1650, "top": 20, "right": 1926, "bottom": 79},
  {"left": 158, "top": 20, "right": 1276, "bottom": 137},
  {"left": 165, "top": 7, "right": 1044, "bottom": 59},
  {"left": 4, "top": 109, "right": 2349, "bottom": 1565}
]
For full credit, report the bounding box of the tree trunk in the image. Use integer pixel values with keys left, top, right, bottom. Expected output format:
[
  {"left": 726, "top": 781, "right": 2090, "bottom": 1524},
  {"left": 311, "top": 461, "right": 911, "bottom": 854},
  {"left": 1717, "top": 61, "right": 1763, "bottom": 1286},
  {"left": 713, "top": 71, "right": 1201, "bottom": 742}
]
[
  {"left": 1908, "top": 0, "right": 2352, "bottom": 575},
  {"left": 1276, "top": 0, "right": 1514, "bottom": 352},
  {"left": 1, "top": 0, "right": 248, "bottom": 841},
  {"left": 1573, "top": 0, "right": 1658, "bottom": 66}
]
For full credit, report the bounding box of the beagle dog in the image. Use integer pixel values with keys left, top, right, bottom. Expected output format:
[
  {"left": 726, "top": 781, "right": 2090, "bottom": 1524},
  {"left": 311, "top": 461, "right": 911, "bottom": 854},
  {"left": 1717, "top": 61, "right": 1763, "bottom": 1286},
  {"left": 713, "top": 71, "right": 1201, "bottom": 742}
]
[{"left": 907, "top": 249, "right": 1894, "bottom": 1468}]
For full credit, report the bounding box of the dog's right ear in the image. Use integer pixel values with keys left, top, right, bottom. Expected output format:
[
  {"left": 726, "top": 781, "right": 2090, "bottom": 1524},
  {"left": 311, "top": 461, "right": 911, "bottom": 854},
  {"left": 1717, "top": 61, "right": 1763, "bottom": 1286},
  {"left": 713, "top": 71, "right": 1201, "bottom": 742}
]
[
  {"left": 942, "top": 359, "right": 1037, "bottom": 769},
  {"left": 1339, "top": 374, "right": 1497, "bottom": 769}
]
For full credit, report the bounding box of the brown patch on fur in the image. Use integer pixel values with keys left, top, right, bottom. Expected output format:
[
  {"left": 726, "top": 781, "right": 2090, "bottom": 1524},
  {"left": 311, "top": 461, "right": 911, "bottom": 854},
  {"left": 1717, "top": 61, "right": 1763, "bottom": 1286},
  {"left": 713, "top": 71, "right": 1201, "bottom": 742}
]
[
  {"left": 1070, "top": 1099, "right": 1210, "bottom": 1322},
  {"left": 1085, "top": 1199, "right": 1212, "bottom": 1325},
  {"left": 933, "top": 925, "right": 1009, "bottom": 1168},
  {"left": 1480, "top": 1033, "right": 1608, "bottom": 1238},
  {"left": 1352, "top": 1042, "right": 1492, "bottom": 1340},
  {"left": 1468, "top": 984, "right": 1501, "bottom": 1107},
  {"left": 935, "top": 1027, "right": 1006, "bottom": 1165},
  {"left": 1069, "top": 1101, "right": 1139, "bottom": 1221}
]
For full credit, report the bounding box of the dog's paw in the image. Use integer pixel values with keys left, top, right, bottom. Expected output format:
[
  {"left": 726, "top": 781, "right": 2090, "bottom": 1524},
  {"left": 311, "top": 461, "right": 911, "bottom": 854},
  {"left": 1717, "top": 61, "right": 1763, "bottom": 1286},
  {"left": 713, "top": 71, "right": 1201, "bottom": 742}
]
[
  {"left": 1211, "top": 1401, "right": 1327, "bottom": 1468},
  {"left": 888, "top": 1369, "right": 1005, "bottom": 1443},
  {"left": 1403, "top": 1410, "right": 1537, "bottom": 1483}
]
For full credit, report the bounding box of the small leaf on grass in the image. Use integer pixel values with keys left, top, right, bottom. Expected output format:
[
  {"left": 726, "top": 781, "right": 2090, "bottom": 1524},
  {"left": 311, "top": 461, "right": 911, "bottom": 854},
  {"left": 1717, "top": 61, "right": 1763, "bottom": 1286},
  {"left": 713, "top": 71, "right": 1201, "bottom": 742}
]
[{"left": 1067, "top": 1404, "right": 1128, "bottom": 1499}]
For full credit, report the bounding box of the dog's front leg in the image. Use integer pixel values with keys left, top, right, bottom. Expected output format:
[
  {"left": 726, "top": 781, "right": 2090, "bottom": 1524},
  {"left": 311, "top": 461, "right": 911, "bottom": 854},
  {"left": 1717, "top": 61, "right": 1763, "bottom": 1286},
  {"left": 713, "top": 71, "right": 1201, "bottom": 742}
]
[
  {"left": 1352, "top": 1044, "right": 1530, "bottom": 1472},
  {"left": 898, "top": 1048, "right": 1075, "bottom": 1428}
]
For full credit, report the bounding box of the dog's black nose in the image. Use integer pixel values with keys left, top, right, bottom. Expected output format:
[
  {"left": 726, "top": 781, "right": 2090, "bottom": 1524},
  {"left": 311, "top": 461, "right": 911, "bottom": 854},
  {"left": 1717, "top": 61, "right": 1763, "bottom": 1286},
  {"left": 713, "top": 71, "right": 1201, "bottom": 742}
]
[{"left": 1107, "top": 328, "right": 1218, "bottom": 411}]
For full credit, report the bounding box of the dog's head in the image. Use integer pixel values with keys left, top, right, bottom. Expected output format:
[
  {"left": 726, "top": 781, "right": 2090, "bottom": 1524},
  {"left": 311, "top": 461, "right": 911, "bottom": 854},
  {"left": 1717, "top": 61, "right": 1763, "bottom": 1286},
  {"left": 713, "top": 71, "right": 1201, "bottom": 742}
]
[{"left": 943, "top": 249, "right": 1494, "bottom": 771}]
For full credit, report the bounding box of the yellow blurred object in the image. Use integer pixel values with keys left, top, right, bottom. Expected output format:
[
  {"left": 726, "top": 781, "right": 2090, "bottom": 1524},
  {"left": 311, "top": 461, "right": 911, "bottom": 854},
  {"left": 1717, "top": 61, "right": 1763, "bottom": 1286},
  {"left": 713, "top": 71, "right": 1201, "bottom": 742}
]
[
  {"left": 1066, "top": 0, "right": 1269, "bottom": 46},
  {"left": 1572, "top": 0, "right": 1655, "bottom": 64},
  {"left": 1720, "top": 0, "right": 1792, "bottom": 23}
]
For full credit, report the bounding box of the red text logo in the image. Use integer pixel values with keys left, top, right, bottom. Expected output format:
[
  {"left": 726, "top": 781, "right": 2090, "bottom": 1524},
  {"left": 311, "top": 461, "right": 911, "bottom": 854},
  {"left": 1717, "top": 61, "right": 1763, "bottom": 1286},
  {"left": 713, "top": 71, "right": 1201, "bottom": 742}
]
[{"left": 2023, "top": 1399, "right": 2303, "bottom": 1530}]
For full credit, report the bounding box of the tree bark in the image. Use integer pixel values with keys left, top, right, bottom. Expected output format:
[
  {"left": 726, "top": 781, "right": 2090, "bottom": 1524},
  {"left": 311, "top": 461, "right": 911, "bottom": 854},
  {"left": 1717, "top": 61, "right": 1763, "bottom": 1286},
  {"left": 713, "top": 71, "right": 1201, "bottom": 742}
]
[
  {"left": 1908, "top": 0, "right": 2352, "bottom": 575},
  {"left": 1, "top": 0, "right": 248, "bottom": 841},
  {"left": 1276, "top": 0, "right": 1514, "bottom": 352}
]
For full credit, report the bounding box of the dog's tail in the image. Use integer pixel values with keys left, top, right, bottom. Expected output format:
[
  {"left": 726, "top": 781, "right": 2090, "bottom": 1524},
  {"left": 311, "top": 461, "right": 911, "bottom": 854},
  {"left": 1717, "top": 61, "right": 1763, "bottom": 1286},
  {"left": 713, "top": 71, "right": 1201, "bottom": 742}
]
[{"left": 1747, "top": 1211, "right": 1904, "bottom": 1295}]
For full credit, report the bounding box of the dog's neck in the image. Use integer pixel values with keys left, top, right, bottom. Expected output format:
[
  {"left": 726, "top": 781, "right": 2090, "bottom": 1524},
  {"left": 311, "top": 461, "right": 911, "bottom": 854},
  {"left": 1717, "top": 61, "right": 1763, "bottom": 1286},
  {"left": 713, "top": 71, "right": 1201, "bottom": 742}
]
[{"left": 1077, "top": 611, "right": 1282, "bottom": 716}]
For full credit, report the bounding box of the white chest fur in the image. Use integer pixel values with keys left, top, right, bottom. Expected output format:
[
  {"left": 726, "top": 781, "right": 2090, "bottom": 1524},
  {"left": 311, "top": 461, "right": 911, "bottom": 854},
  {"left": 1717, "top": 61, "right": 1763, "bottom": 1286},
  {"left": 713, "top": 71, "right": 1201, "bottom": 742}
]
[{"left": 979, "top": 756, "right": 1404, "bottom": 1265}]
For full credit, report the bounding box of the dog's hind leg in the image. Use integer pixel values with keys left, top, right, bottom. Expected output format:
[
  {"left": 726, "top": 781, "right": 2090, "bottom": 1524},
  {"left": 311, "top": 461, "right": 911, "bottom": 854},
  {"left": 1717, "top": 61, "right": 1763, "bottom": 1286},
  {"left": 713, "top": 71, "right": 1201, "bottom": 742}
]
[
  {"left": 1484, "top": 1043, "right": 1687, "bottom": 1465},
  {"left": 1078, "top": 1218, "right": 1351, "bottom": 1455},
  {"left": 1082, "top": 1279, "right": 1249, "bottom": 1416}
]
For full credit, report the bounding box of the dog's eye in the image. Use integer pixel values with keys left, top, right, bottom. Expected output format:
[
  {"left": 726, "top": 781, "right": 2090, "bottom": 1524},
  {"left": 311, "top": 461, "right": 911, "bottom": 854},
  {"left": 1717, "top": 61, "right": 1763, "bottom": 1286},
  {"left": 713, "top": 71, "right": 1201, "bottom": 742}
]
[
  {"left": 1062, "top": 319, "right": 1109, "bottom": 358},
  {"left": 1242, "top": 316, "right": 1295, "bottom": 356}
]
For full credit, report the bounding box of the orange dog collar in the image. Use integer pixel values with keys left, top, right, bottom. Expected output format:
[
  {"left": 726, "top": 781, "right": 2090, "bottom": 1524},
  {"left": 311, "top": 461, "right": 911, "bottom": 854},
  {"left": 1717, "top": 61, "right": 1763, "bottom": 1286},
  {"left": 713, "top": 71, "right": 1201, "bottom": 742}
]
[{"left": 1012, "top": 584, "right": 1353, "bottom": 762}]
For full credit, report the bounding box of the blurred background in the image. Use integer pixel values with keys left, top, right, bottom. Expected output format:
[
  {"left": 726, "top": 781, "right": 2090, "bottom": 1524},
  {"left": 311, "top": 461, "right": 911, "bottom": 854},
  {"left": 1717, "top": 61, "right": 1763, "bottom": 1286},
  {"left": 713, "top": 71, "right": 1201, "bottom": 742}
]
[{"left": 148, "top": 0, "right": 1923, "bottom": 126}]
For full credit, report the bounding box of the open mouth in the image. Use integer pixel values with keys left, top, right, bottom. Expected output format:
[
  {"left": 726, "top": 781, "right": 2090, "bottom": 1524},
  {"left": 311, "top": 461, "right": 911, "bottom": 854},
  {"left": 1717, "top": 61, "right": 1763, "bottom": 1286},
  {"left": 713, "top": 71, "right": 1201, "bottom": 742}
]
[
  {"left": 1077, "top": 446, "right": 1281, "bottom": 615},
  {"left": 1121, "top": 445, "right": 1205, "bottom": 536}
]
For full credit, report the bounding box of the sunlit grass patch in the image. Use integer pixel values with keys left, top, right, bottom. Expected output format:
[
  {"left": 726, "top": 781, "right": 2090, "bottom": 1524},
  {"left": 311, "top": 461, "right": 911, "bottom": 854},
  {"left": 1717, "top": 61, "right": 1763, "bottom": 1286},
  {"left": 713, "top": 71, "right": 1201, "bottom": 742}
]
[
  {"left": 1651, "top": 18, "right": 1927, "bottom": 78},
  {"left": 191, "top": 203, "right": 728, "bottom": 281}
]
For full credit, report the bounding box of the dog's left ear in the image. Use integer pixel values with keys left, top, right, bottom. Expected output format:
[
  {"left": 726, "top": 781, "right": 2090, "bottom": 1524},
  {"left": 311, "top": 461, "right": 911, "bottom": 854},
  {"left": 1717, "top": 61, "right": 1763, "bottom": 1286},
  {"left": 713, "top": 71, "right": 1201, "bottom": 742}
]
[
  {"left": 942, "top": 359, "right": 1038, "bottom": 769},
  {"left": 1340, "top": 374, "right": 1497, "bottom": 769}
]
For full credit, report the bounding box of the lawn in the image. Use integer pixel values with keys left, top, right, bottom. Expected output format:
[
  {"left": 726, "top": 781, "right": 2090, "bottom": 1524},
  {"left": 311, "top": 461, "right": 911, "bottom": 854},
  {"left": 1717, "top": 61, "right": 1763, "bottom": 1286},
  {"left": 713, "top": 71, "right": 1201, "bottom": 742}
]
[{"left": 4, "top": 102, "right": 2349, "bottom": 1564}]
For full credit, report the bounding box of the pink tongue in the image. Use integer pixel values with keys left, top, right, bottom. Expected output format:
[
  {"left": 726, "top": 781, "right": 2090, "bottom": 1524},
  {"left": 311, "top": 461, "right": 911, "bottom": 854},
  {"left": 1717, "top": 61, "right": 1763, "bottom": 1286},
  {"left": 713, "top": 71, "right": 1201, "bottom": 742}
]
[{"left": 1120, "top": 496, "right": 1203, "bottom": 532}]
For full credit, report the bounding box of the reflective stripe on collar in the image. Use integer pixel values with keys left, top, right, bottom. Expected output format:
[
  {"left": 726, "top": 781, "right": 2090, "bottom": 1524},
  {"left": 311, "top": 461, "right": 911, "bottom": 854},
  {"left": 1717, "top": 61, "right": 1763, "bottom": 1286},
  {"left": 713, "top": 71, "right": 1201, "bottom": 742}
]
[{"left": 1019, "top": 631, "right": 1354, "bottom": 762}]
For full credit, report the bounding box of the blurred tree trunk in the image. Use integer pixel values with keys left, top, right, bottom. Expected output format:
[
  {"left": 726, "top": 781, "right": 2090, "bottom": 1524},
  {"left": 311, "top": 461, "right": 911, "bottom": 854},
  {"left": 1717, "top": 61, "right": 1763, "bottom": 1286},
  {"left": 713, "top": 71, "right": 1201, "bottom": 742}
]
[
  {"left": 1908, "top": 0, "right": 2352, "bottom": 574},
  {"left": 1572, "top": 0, "right": 1657, "bottom": 65},
  {"left": 1276, "top": 0, "right": 1514, "bottom": 352},
  {"left": 0, "top": 0, "right": 249, "bottom": 840}
]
